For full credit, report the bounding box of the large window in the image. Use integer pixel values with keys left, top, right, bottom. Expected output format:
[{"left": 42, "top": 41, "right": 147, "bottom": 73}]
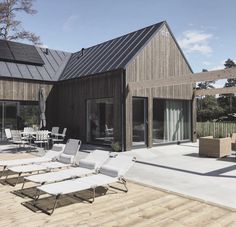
[
  {"left": 0, "top": 101, "right": 39, "bottom": 140},
  {"left": 153, "top": 99, "right": 191, "bottom": 144},
  {"left": 87, "top": 98, "right": 114, "bottom": 145},
  {"left": 18, "top": 102, "right": 39, "bottom": 130}
]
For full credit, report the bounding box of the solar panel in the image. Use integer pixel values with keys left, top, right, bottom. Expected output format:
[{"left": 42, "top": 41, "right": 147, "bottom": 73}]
[
  {"left": 0, "top": 40, "right": 44, "bottom": 66},
  {"left": 0, "top": 40, "right": 14, "bottom": 61},
  {"left": 8, "top": 41, "right": 44, "bottom": 66}
]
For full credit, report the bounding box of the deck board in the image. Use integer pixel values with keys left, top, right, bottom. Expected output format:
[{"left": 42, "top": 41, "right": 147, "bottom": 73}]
[{"left": 0, "top": 152, "right": 235, "bottom": 226}]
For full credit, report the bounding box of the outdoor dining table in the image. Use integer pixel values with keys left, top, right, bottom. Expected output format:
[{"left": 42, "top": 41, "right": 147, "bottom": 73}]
[{"left": 20, "top": 130, "right": 51, "bottom": 150}]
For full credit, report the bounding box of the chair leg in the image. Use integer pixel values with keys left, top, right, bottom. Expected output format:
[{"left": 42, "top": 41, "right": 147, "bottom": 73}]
[
  {"left": 33, "top": 189, "right": 40, "bottom": 205},
  {"left": 14, "top": 172, "right": 22, "bottom": 186},
  {"left": 21, "top": 178, "right": 26, "bottom": 190},
  {"left": 109, "top": 178, "right": 128, "bottom": 193},
  {"left": 50, "top": 194, "right": 60, "bottom": 215},
  {"left": 0, "top": 166, "right": 6, "bottom": 179},
  {"left": 4, "top": 170, "right": 10, "bottom": 182}
]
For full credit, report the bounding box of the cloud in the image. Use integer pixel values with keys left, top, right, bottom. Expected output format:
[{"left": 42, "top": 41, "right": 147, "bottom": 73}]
[
  {"left": 209, "top": 59, "right": 236, "bottom": 71},
  {"left": 178, "top": 30, "right": 213, "bottom": 55},
  {"left": 62, "top": 15, "right": 78, "bottom": 31}
]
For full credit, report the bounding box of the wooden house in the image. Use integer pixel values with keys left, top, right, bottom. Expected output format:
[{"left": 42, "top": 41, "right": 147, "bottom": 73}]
[{"left": 0, "top": 21, "right": 195, "bottom": 150}]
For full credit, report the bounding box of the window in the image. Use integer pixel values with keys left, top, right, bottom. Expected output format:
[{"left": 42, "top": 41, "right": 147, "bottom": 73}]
[
  {"left": 18, "top": 102, "right": 39, "bottom": 130},
  {"left": 153, "top": 99, "right": 191, "bottom": 144},
  {"left": 87, "top": 98, "right": 114, "bottom": 145}
]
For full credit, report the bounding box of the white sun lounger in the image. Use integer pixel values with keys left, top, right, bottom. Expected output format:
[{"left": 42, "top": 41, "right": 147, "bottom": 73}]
[
  {"left": 0, "top": 143, "right": 65, "bottom": 178},
  {"left": 6, "top": 139, "right": 81, "bottom": 186},
  {"left": 21, "top": 150, "right": 110, "bottom": 190},
  {"left": 33, "top": 154, "right": 135, "bottom": 215}
]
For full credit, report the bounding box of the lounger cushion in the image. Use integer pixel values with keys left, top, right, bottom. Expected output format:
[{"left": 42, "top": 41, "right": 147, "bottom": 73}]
[
  {"left": 79, "top": 159, "right": 97, "bottom": 169},
  {"left": 63, "top": 139, "right": 80, "bottom": 155},
  {"left": 51, "top": 144, "right": 65, "bottom": 152},
  {"left": 99, "top": 165, "right": 119, "bottom": 177},
  {"left": 57, "top": 153, "right": 74, "bottom": 164}
]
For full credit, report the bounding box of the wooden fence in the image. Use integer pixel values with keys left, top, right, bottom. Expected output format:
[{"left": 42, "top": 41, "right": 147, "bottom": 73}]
[{"left": 197, "top": 122, "right": 236, "bottom": 138}]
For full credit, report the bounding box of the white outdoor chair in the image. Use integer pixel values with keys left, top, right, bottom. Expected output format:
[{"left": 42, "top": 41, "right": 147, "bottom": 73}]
[
  {"left": 4, "top": 128, "right": 13, "bottom": 142},
  {"left": 52, "top": 128, "right": 67, "bottom": 144},
  {"left": 105, "top": 124, "right": 113, "bottom": 137},
  {"left": 32, "top": 154, "right": 135, "bottom": 215},
  {"left": 51, "top": 127, "right": 60, "bottom": 138},
  {"left": 11, "top": 130, "right": 29, "bottom": 149},
  {"left": 33, "top": 130, "right": 50, "bottom": 149}
]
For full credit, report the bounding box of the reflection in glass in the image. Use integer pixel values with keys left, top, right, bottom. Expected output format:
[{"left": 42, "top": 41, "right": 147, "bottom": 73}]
[
  {"left": 19, "top": 103, "right": 39, "bottom": 129},
  {"left": 87, "top": 98, "right": 114, "bottom": 145},
  {"left": 0, "top": 101, "right": 39, "bottom": 140},
  {"left": 132, "top": 98, "right": 147, "bottom": 146},
  {"left": 153, "top": 99, "right": 191, "bottom": 144}
]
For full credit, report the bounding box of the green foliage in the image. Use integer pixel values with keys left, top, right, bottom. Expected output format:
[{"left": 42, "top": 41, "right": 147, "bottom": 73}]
[
  {"left": 197, "top": 96, "right": 224, "bottom": 121},
  {"left": 111, "top": 142, "right": 121, "bottom": 152},
  {"left": 224, "top": 59, "right": 236, "bottom": 68},
  {"left": 197, "top": 81, "right": 215, "bottom": 89}
]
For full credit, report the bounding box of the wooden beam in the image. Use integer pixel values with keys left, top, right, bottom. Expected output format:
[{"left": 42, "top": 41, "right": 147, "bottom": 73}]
[
  {"left": 195, "top": 87, "right": 236, "bottom": 96},
  {"left": 128, "top": 67, "right": 236, "bottom": 89}
]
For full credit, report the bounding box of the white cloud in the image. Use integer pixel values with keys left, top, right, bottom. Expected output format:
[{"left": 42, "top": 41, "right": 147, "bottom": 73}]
[
  {"left": 209, "top": 59, "right": 236, "bottom": 71},
  {"left": 178, "top": 30, "right": 213, "bottom": 55},
  {"left": 62, "top": 15, "right": 78, "bottom": 31}
]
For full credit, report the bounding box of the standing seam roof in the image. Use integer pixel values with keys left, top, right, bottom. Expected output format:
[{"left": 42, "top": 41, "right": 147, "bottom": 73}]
[
  {"left": 0, "top": 45, "right": 71, "bottom": 81},
  {"left": 59, "top": 21, "right": 165, "bottom": 80}
]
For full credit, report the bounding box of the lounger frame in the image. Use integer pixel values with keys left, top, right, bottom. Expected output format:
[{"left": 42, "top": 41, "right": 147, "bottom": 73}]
[{"left": 32, "top": 176, "right": 128, "bottom": 215}]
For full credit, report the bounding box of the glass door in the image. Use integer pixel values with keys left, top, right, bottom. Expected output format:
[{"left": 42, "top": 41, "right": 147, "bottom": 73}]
[
  {"left": 0, "top": 102, "right": 18, "bottom": 141},
  {"left": 132, "top": 97, "right": 148, "bottom": 147}
]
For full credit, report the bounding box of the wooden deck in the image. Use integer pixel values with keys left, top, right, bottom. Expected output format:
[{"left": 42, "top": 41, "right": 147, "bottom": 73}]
[{"left": 0, "top": 152, "right": 236, "bottom": 226}]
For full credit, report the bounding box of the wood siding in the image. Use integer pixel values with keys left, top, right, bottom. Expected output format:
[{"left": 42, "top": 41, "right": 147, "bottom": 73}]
[
  {"left": 0, "top": 79, "right": 53, "bottom": 101},
  {"left": 125, "top": 24, "right": 193, "bottom": 150},
  {"left": 47, "top": 71, "right": 122, "bottom": 144}
]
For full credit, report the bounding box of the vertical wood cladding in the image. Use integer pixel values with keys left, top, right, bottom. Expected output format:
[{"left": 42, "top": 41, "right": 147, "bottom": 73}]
[
  {"left": 48, "top": 71, "right": 122, "bottom": 144},
  {"left": 0, "top": 79, "right": 53, "bottom": 101},
  {"left": 125, "top": 24, "right": 193, "bottom": 150}
]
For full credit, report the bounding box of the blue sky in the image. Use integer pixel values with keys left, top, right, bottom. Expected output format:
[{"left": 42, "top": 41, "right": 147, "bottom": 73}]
[{"left": 18, "top": 0, "right": 236, "bottom": 75}]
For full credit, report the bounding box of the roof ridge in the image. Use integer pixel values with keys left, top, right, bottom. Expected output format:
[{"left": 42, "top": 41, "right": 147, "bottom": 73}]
[{"left": 73, "top": 21, "right": 166, "bottom": 54}]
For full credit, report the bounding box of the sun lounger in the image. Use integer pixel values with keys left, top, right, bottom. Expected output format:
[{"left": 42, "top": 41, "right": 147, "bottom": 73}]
[
  {"left": 0, "top": 143, "right": 65, "bottom": 178},
  {"left": 21, "top": 150, "right": 110, "bottom": 190},
  {"left": 33, "top": 154, "right": 135, "bottom": 215},
  {"left": 5, "top": 139, "right": 81, "bottom": 186}
]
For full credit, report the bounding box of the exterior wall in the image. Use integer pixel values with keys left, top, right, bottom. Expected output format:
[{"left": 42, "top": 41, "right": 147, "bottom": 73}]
[
  {"left": 0, "top": 78, "right": 53, "bottom": 101},
  {"left": 47, "top": 70, "right": 122, "bottom": 145},
  {"left": 125, "top": 24, "right": 193, "bottom": 150}
]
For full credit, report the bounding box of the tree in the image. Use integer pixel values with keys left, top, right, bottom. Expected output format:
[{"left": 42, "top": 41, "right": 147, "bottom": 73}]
[
  {"left": 221, "top": 59, "right": 236, "bottom": 113},
  {"left": 197, "top": 96, "right": 224, "bottom": 122},
  {"left": 197, "top": 81, "right": 215, "bottom": 89},
  {"left": 0, "top": 0, "right": 41, "bottom": 44}
]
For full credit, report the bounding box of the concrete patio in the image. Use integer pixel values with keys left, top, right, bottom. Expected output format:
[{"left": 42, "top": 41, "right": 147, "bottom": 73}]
[{"left": 123, "top": 141, "right": 236, "bottom": 210}]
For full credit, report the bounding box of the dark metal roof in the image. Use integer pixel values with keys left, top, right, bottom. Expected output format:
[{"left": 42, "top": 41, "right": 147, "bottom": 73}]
[
  {"left": 59, "top": 21, "right": 165, "bottom": 80},
  {"left": 0, "top": 42, "right": 71, "bottom": 81}
]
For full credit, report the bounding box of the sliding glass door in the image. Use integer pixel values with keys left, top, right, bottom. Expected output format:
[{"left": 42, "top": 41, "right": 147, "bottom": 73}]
[
  {"left": 153, "top": 99, "right": 191, "bottom": 144},
  {"left": 0, "top": 102, "right": 18, "bottom": 140},
  {"left": 132, "top": 97, "right": 147, "bottom": 147},
  {"left": 87, "top": 98, "right": 114, "bottom": 145}
]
